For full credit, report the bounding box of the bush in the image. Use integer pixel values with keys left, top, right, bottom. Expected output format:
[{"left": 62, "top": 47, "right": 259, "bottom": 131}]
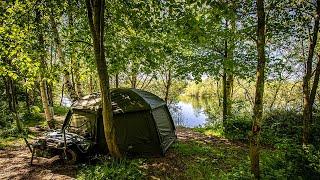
[
  {"left": 261, "top": 110, "right": 320, "bottom": 146},
  {"left": 21, "top": 106, "right": 44, "bottom": 122},
  {"left": 0, "top": 105, "right": 43, "bottom": 138},
  {"left": 77, "top": 158, "right": 145, "bottom": 180},
  {"left": 53, "top": 105, "right": 69, "bottom": 116},
  {"left": 0, "top": 120, "right": 31, "bottom": 139},
  {"left": 213, "top": 110, "right": 320, "bottom": 146},
  {"left": 0, "top": 102, "right": 13, "bottom": 128},
  {"left": 221, "top": 145, "right": 320, "bottom": 179},
  {"left": 261, "top": 110, "right": 303, "bottom": 145},
  {"left": 224, "top": 115, "right": 252, "bottom": 141},
  {"left": 310, "top": 116, "right": 320, "bottom": 148},
  {"left": 283, "top": 144, "right": 320, "bottom": 178},
  {"left": 220, "top": 160, "right": 253, "bottom": 179}
]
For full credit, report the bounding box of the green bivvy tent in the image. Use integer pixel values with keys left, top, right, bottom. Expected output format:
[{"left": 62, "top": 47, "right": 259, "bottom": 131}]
[{"left": 70, "top": 88, "right": 176, "bottom": 155}]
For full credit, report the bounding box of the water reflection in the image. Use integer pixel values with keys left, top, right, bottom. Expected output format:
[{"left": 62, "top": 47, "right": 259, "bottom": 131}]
[
  {"left": 169, "top": 96, "right": 221, "bottom": 128},
  {"left": 61, "top": 96, "right": 72, "bottom": 107}
]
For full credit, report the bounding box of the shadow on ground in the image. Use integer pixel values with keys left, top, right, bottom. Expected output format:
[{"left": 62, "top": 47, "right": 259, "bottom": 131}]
[{"left": 0, "top": 127, "right": 249, "bottom": 179}]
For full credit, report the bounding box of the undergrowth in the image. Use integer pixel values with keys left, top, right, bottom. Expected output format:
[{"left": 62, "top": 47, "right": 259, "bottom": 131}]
[{"left": 77, "top": 158, "right": 145, "bottom": 180}]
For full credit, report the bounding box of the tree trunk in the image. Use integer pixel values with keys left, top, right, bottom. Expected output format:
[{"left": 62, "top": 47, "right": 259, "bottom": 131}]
[
  {"left": 130, "top": 73, "right": 137, "bottom": 88},
  {"left": 39, "top": 79, "right": 54, "bottom": 127},
  {"left": 29, "top": 86, "right": 35, "bottom": 106},
  {"left": 25, "top": 88, "right": 31, "bottom": 113},
  {"left": 222, "top": 39, "right": 228, "bottom": 123},
  {"left": 302, "top": 0, "right": 320, "bottom": 145},
  {"left": 164, "top": 70, "right": 172, "bottom": 103},
  {"left": 144, "top": 76, "right": 154, "bottom": 89},
  {"left": 68, "top": 0, "right": 83, "bottom": 98},
  {"left": 3, "top": 76, "right": 13, "bottom": 112},
  {"left": 74, "top": 63, "right": 83, "bottom": 97},
  {"left": 216, "top": 81, "right": 221, "bottom": 107},
  {"left": 226, "top": 13, "right": 235, "bottom": 120},
  {"left": 222, "top": 16, "right": 235, "bottom": 124},
  {"left": 268, "top": 82, "right": 282, "bottom": 110},
  {"left": 36, "top": 8, "right": 55, "bottom": 128},
  {"left": 86, "top": 0, "right": 121, "bottom": 157},
  {"left": 310, "top": 54, "right": 320, "bottom": 116},
  {"left": 49, "top": 6, "right": 78, "bottom": 102},
  {"left": 115, "top": 73, "right": 119, "bottom": 88},
  {"left": 60, "top": 83, "right": 65, "bottom": 106},
  {"left": 89, "top": 75, "right": 94, "bottom": 94},
  {"left": 4, "top": 75, "right": 23, "bottom": 132},
  {"left": 250, "top": 0, "right": 266, "bottom": 178},
  {"left": 47, "top": 82, "right": 54, "bottom": 106}
]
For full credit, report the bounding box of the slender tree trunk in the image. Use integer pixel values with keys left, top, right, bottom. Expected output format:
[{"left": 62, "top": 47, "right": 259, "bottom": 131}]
[
  {"left": 29, "top": 86, "right": 35, "bottom": 106},
  {"left": 47, "top": 83, "right": 54, "bottom": 106},
  {"left": 89, "top": 75, "right": 94, "bottom": 94},
  {"left": 39, "top": 79, "right": 54, "bottom": 127},
  {"left": 75, "top": 73, "right": 83, "bottom": 97},
  {"left": 164, "top": 70, "right": 172, "bottom": 103},
  {"left": 86, "top": 0, "right": 121, "bottom": 157},
  {"left": 131, "top": 73, "right": 137, "bottom": 88},
  {"left": 222, "top": 16, "right": 235, "bottom": 124},
  {"left": 115, "top": 73, "right": 119, "bottom": 88},
  {"left": 4, "top": 75, "right": 23, "bottom": 131},
  {"left": 70, "top": 60, "right": 76, "bottom": 92},
  {"left": 226, "top": 13, "right": 235, "bottom": 119},
  {"left": 74, "top": 63, "right": 83, "bottom": 97},
  {"left": 250, "top": 0, "right": 266, "bottom": 178},
  {"left": 60, "top": 83, "right": 65, "bottom": 106},
  {"left": 302, "top": 0, "right": 320, "bottom": 145},
  {"left": 36, "top": 8, "right": 55, "bottom": 128},
  {"left": 49, "top": 6, "right": 78, "bottom": 102},
  {"left": 237, "top": 78, "right": 254, "bottom": 106},
  {"left": 310, "top": 54, "right": 320, "bottom": 115},
  {"left": 216, "top": 81, "right": 221, "bottom": 107},
  {"left": 222, "top": 39, "right": 228, "bottom": 123},
  {"left": 141, "top": 75, "right": 154, "bottom": 89},
  {"left": 268, "top": 82, "right": 282, "bottom": 110},
  {"left": 25, "top": 88, "right": 31, "bottom": 113},
  {"left": 3, "top": 76, "right": 13, "bottom": 111}
]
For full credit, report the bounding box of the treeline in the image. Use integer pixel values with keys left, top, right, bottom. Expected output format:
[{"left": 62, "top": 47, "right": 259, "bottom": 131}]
[{"left": 183, "top": 78, "right": 303, "bottom": 113}]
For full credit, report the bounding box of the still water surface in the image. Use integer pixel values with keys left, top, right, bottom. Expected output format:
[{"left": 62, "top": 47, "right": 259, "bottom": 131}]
[{"left": 169, "top": 102, "right": 208, "bottom": 128}]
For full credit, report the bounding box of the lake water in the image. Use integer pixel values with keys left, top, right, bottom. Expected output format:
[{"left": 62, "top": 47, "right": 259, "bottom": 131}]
[
  {"left": 61, "top": 96, "right": 217, "bottom": 128},
  {"left": 169, "top": 96, "right": 220, "bottom": 128},
  {"left": 169, "top": 102, "right": 208, "bottom": 128}
]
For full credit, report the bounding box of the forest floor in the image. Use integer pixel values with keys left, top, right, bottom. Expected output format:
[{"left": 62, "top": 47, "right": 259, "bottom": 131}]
[{"left": 0, "top": 118, "right": 250, "bottom": 179}]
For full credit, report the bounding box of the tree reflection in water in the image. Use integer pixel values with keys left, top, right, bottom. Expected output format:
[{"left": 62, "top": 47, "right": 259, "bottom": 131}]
[{"left": 168, "top": 96, "right": 222, "bottom": 128}]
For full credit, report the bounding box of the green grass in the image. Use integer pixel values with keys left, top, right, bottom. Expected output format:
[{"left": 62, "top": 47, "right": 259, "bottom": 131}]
[
  {"left": 172, "top": 141, "right": 248, "bottom": 179},
  {"left": 53, "top": 105, "right": 69, "bottom": 116},
  {"left": 193, "top": 127, "right": 224, "bottom": 138},
  {"left": 76, "top": 139, "right": 320, "bottom": 179},
  {"left": 77, "top": 158, "right": 145, "bottom": 180},
  {"left": 0, "top": 137, "right": 25, "bottom": 150}
]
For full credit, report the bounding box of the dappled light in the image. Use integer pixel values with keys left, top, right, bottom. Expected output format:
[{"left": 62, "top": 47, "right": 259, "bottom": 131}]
[{"left": 2, "top": 0, "right": 320, "bottom": 179}]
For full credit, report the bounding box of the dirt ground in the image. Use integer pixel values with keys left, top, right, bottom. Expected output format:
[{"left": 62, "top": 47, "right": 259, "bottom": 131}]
[
  {"left": 0, "top": 127, "right": 246, "bottom": 180},
  {"left": 0, "top": 146, "right": 77, "bottom": 180}
]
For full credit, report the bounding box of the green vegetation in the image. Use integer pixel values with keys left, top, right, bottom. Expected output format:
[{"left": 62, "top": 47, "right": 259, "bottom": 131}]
[
  {"left": 77, "top": 158, "right": 145, "bottom": 180},
  {"left": 53, "top": 106, "right": 69, "bottom": 116},
  {"left": 2, "top": 0, "right": 320, "bottom": 179}
]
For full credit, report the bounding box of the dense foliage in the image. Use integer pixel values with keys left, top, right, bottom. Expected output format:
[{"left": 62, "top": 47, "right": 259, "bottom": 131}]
[{"left": 1, "top": 0, "right": 320, "bottom": 179}]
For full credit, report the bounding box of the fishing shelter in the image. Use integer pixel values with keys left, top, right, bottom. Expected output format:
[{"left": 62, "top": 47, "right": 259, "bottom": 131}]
[{"left": 67, "top": 88, "right": 176, "bottom": 155}]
